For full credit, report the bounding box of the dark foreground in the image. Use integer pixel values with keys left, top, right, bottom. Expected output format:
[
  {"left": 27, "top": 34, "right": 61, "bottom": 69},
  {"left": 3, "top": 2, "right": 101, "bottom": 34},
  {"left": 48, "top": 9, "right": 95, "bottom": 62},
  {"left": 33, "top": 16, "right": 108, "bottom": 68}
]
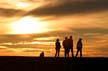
[{"left": 0, "top": 56, "right": 108, "bottom": 71}]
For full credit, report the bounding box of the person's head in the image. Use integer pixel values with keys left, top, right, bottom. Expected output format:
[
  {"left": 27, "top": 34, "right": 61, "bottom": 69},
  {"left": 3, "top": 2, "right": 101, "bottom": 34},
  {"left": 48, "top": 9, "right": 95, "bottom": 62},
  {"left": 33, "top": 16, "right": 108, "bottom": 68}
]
[
  {"left": 42, "top": 51, "right": 44, "bottom": 54},
  {"left": 70, "top": 36, "right": 72, "bottom": 39},
  {"left": 56, "top": 38, "right": 59, "bottom": 42},
  {"left": 79, "top": 38, "right": 82, "bottom": 41},
  {"left": 65, "top": 37, "right": 68, "bottom": 40}
]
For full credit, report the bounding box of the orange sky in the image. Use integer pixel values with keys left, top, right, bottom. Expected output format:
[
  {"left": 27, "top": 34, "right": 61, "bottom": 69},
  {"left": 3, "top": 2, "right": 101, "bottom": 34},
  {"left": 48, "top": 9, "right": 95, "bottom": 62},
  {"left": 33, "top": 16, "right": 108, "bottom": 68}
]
[{"left": 0, "top": 0, "right": 108, "bottom": 57}]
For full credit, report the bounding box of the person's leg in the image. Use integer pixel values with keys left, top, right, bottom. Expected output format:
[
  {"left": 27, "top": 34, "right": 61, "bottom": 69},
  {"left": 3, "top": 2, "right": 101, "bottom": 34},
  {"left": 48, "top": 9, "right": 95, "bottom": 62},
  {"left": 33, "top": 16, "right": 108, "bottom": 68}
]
[
  {"left": 65, "top": 49, "right": 67, "bottom": 57},
  {"left": 80, "top": 49, "right": 82, "bottom": 57},
  {"left": 76, "top": 49, "right": 79, "bottom": 57},
  {"left": 64, "top": 49, "right": 66, "bottom": 57},
  {"left": 55, "top": 49, "right": 57, "bottom": 57},
  {"left": 71, "top": 48, "right": 74, "bottom": 57},
  {"left": 56, "top": 49, "right": 59, "bottom": 57},
  {"left": 58, "top": 49, "right": 60, "bottom": 57},
  {"left": 67, "top": 49, "right": 69, "bottom": 57}
]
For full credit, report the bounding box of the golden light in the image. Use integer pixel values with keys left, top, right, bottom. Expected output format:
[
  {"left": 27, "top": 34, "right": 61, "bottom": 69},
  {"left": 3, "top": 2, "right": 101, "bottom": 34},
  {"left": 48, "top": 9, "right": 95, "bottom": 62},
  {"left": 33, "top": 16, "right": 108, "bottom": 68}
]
[
  {"left": 15, "top": 2, "right": 42, "bottom": 10},
  {"left": 16, "top": 2, "right": 31, "bottom": 8},
  {"left": 11, "top": 16, "right": 49, "bottom": 34}
]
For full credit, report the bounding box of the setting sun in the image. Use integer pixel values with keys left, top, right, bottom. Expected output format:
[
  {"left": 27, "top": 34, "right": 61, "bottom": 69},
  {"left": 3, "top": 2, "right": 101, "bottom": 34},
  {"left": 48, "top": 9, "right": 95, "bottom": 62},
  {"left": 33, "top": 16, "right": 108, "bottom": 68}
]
[{"left": 11, "top": 16, "right": 49, "bottom": 34}]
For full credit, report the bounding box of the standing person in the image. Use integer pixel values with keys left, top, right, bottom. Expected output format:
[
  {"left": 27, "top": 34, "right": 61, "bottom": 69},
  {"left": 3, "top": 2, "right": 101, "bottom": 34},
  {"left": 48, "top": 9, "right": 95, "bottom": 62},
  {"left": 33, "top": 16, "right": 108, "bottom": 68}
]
[
  {"left": 63, "top": 37, "right": 69, "bottom": 57},
  {"left": 75, "top": 38, "right": 83, "bottom": 57},
  {"left": 55, "top": 38, "right": 61, "bottom": 57},
  {"left": 68, "top": 36, "right": 74, "bottom": 57}
]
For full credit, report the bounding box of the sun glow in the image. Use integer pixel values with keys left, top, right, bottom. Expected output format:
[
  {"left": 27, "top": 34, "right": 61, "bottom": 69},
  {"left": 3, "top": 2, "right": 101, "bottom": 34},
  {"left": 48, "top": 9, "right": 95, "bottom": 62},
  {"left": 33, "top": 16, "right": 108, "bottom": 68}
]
[
  {"left": 16, "top": 2, "right": 31, "bottom": 9},
  {"left": 14, "top": 2, "right": 43, "bottom": 10},
  {"left": 11, "top": 16, "right": 49, "bottom": 34}
]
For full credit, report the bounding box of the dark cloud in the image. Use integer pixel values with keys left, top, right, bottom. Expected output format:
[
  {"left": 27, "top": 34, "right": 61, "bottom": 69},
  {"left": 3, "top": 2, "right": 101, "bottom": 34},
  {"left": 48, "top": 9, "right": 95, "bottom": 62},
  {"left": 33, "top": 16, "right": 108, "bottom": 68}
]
[
  {"left": 0, "top": 34, "right": 35, "bottom": 43},
  {"left": 36, "top": 28, "right": 108, "bottom": 38},
  {"left": 26, "top": 0, "right": 108, "bottom": 17},
  {"left": 33, "top": 31, "right": 75, "bottom": 38},
  {"left": 72, "top": 28, "right": 108, "bottom": 35},
  {"left": 0, "top": 8, "right": 26, "bottom": 17},
  {"left": 38, "top": 28, "right": 108, "bottom": 40}
]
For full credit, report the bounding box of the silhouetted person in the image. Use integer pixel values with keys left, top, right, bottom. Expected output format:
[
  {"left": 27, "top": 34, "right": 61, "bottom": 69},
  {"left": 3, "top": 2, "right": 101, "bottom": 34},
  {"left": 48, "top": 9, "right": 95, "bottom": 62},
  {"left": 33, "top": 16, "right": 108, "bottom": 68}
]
[
  {"left": 40, "top": 52, "right": 44, "bottom": 57},
  {"left": 55, "top": 38, "right": 61, "bottom": 57},
  {"left": 75, "top": 38, "right": 83, "bottom": 57},
  {"left": 68, "top": 36, "right": 74, "bottom": 57},
  {"left": 63, "top": 37, "right": 69, "bottom": 57}
]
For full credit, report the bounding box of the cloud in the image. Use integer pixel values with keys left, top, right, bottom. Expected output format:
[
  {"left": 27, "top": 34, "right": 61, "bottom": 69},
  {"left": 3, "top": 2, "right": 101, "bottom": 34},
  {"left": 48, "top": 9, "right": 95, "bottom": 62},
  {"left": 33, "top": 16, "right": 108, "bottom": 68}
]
[
  {"left": 26, "top": 0, "right": 108, "bottom": 17},
  {"left": 0, "top": 27, "right": 108, "bottom": 44},
  {"left": 0, "top": 8, "right": 26, "bottom": 17},
  {"left": 72, "top": 28, "right": 108, "bottom": 35},
  {"left": 0, "top": 30, "right": 74, "bottom": 43},
  {"left": 0, "top": 34, "right": 35, "bottom": 43}
]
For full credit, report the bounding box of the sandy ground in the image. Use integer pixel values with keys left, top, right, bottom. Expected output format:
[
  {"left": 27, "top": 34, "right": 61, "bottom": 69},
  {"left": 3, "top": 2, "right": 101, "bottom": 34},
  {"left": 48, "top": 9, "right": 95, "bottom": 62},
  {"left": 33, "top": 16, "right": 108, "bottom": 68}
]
[{"left": 0, "top": 56, "right": 107, "bottom": 71}]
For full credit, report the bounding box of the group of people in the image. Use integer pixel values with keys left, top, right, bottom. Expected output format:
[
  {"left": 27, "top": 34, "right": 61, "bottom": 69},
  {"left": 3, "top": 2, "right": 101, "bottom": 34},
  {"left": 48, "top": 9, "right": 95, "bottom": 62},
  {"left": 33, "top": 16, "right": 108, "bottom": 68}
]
[{"left": 55, "top": 36, "right": 83, "bottom": 58}]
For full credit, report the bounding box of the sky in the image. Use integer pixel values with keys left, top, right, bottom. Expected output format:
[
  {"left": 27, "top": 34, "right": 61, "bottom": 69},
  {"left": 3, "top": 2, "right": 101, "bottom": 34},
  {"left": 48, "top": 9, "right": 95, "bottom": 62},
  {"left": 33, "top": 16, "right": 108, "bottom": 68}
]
[{"left": 0, "top": 0, "right": 108, "bottom": 57}]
